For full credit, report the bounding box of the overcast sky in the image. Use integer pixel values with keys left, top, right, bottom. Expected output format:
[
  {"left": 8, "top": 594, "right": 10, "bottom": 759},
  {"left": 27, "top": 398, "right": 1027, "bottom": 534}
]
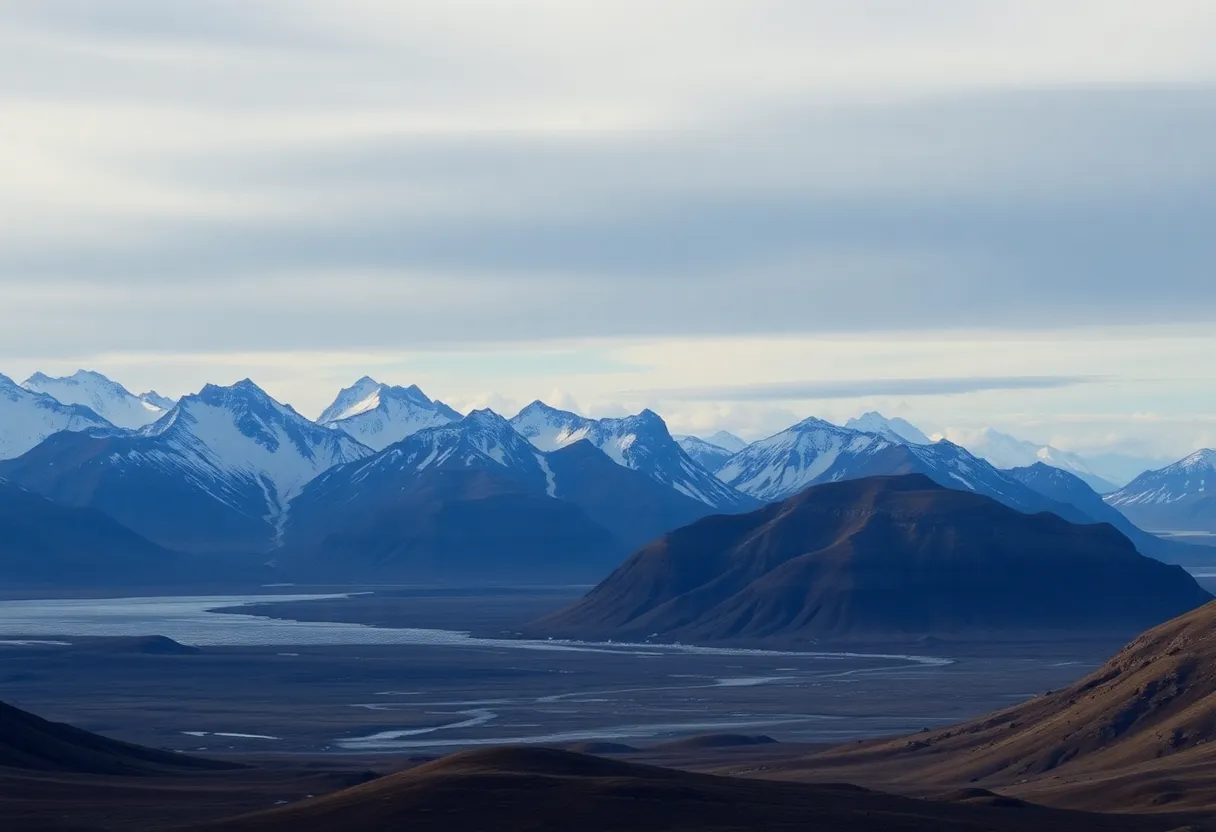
[{"left": 2, "top": 1, "right": 1214, "bottom": 458}]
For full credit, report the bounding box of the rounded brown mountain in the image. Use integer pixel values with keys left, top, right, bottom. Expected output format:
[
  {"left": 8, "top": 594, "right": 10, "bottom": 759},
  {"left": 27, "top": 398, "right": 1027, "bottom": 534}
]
[{"left": 534, "top": 474, "right": 1211, "bottom": 641}]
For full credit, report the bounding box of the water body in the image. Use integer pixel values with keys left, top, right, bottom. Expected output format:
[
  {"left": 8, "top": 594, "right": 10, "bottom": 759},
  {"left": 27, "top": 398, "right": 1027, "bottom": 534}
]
[
  {"left": 0, "top": 594, "right": 1093, "bottom": 754},
  {"left": 0, "top": 594, "right": 953, "bottom": 666}
]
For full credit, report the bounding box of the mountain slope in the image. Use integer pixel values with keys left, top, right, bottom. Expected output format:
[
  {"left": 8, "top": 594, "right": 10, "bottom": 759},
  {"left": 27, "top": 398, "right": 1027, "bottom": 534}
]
[
  {"left": 22, "top": 370, "right": 167, "bottom": 429},
  {"left": 284, "top": 412, "right": 715, "bottom": 581},
  {"left": 845, "top": 412, "right": 932, "bottom": 445},
  {"left": 0, "top": 381, "right": 370, "bottom": 554},
  {"left": 318, "top": 377, "right": 462, "bottom": 451},
  {"left": 511, "top": 402, "right": 756, "bottom": 511},
  {"left": 0, "top": 373, "right": 112, "bottom": 460},
  {"left": 1106, "top": 450, "right": 1216, "bottom": 532},
  {"left": 535, "top": 475, "right": 1210, "bottom": 642}
]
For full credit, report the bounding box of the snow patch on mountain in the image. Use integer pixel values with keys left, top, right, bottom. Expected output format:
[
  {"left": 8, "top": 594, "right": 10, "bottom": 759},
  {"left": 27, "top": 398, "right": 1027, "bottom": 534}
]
[
  {"left": 0, "top": 373, "right": 113, "bottom": 460},
  {"left": 23, "top": 370, "right": 166, "bottom": 429},
  {"left": 139, "top": 391, "right": 176, "bottom": 411}
]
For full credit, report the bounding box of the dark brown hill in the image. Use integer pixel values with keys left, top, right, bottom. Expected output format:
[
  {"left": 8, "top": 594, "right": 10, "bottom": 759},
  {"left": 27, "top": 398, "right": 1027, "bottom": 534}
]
[
  {"left": 0, "top": 699, "right": 231, "bottom": 776},
  {"left": 793, "top": 601, "right": 1216, "bottom": 803},
  {"left": 534, "top": 475, "right": 1210, "bottom": 641},
  {"left": 196, "top": 745, "right": 1180, "bottom": 832}
]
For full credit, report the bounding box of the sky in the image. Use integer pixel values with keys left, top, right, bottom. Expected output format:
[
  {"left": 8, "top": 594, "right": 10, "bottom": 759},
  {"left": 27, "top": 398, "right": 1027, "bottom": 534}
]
[{"left": 1, "top": 1, "right": 1214, "bottom": 460}]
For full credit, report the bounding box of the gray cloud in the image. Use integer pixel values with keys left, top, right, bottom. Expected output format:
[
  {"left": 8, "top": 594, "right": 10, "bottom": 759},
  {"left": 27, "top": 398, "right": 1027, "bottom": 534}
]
[
  {"left": 1, "top": 5, "right": 1215, "bottom": 359},
  {"left": 650, "top": 376, "right": 1102, "bottom": 402}
]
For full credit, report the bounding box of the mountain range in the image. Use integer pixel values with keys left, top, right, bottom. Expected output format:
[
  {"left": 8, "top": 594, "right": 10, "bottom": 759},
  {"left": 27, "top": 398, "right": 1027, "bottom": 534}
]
[
  {"left": 284, "top": 409, "right": 717, "bottom": 581},
  {"left": 0, "top": 380, "right": 371, "bottom": 554},
  {"left": 535, "top": 475, "right": 1210, "bottom": 642},
  {"left": 1, "top": 369, "right": 1212, "bottom": 576}
]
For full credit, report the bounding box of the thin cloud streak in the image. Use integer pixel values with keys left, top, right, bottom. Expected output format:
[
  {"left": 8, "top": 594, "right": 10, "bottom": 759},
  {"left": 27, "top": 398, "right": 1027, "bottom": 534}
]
[{"left": 650, "top": 376, "right": 1102, "bottom": 402}]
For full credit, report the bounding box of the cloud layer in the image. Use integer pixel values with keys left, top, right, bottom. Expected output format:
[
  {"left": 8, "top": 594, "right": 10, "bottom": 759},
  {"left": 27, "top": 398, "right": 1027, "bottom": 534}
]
[{"left": 1, "top": 2, "right": 1214, "bottom": 456}]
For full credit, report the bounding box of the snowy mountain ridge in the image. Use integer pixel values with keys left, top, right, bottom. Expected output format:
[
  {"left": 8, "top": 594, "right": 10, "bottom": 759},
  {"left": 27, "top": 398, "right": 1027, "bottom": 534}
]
[
  {"left": 23, "top": 370, "right": 168, "bottom": 429},
  {"left": 509, "top": 401, "right": 755, "bottom": 511},
  {"left": 717, "top": 416, "right": 1059, "bottom": 515}
]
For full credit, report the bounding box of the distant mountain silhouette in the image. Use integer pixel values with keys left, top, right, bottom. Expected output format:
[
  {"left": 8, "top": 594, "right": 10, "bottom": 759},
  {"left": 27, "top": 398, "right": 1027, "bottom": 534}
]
[{"left": 535, "top": 475, "right": 1210, "bottom": 641}]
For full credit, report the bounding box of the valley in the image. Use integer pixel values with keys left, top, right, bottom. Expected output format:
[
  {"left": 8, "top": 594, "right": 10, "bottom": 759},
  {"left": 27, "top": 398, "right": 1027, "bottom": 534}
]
[{"left": 0, "top": 588, "right": 1146, "bottom": 757}]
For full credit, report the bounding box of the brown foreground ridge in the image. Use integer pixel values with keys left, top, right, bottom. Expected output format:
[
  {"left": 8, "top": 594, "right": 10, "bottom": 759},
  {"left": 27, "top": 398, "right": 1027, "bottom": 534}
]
[
  {"left": 0, "top": 698, "right": 1201, "bottom": 831},
  {"left": 194, "top": 745, "right": 1188, "bottom": 832},
  {"left": 777, "top": 599, "right": 1216, "bottom": 813}
]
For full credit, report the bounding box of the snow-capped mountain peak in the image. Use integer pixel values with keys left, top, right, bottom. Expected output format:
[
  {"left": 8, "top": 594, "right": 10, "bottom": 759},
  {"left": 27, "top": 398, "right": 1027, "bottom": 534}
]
[
  {"left": 844, "top": 412, "right": 933, "bottom": 445},
  {"left": 717, "top": 418, "right": 893, "bottom": 501},
  {"left": 141, "top": 380, "right": 370, "bottom": 497},
  {"left": 0, "top": 372, "right": 112, "bottom": 460},
  {"left": 509, "top": 400, "right": 594, "bottom": 451},
  {"left": 1104, "top": 448, "right": 1215, "bottom": 533},
  {"left": 317, "top": 378, "right": 462, "bottom": 451},
  {"left": 318, "top": 407, "right": 547, "bottom": 494},
  {"left": 509, "top": 402, "right": 754, "bottom": 510},
  {"left": 1178, "top": 448, "right": 1216, "bottom": 472},
  {"left": 22, "top": 369, "right": 166, "bottom": 429}
]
